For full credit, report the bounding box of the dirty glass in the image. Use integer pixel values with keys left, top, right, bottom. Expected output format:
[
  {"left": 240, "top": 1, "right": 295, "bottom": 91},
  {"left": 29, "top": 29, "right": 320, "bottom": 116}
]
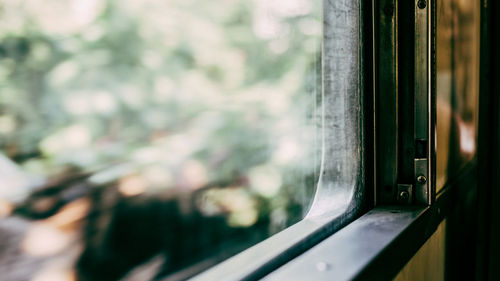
[
  {"left": 0, "top": 0, "right": 322, "bottom": 280},
  {"left": 436, "top": 0, "right": 480, "bottom": 191}
]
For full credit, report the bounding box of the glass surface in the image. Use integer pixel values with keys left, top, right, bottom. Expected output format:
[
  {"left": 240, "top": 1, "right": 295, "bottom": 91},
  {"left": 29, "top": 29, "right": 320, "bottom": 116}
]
[
  {"left": 436, "top": 0, "right": 480, "bottom": 191},
  {"left": 0, "top": 0, "right": 321, "bottom": 279},
  {"left": 192, "top": 0, "right": 366, "bottom": 278}
]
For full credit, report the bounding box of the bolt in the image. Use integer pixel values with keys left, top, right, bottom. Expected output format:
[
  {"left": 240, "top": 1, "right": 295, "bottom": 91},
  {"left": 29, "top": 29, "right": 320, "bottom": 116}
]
[
  {"left": 399, "top": 191, "right": 410, "bottom": 201},
  {"left": 316, "top": 261, "right": 331, "bottom": 272},
  {"left": 417, "top": 0, "right": 426, "bottom": 9},
  {"left": 417, "top": 175, "right": 427, "bottom": 184}
]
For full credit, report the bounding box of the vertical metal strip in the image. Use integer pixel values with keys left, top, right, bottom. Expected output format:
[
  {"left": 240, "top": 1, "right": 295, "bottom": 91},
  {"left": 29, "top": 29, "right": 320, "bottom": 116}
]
[
  {"left": 375, "top": 0, "right": 398, "bottom": 204},
  {"left": 414, "top": 0, "right": 431, "bottom": 205}
]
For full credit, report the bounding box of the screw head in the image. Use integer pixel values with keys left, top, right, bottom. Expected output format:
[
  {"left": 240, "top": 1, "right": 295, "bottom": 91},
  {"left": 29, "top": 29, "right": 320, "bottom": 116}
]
[
  {"left": 316, "top": 261, "right": 332, "bottom": 272},
  {"left": 417, "top": 0, "right": 427, "bottom": 9},
  {"left": 399, "top": 191, "right": 410, "bottom": 201},
  {"left": 417, "top": 175, "right": 427, "bottom": 184}
]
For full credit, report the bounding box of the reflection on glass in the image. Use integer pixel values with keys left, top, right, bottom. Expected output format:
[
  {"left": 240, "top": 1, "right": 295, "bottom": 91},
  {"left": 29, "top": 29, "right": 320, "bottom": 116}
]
[
  {"left": 436, "top": 0, "right": 479, "bottom": 191},
  {"left": 0, "top": 0, "right": 321, "bottom": 279}
]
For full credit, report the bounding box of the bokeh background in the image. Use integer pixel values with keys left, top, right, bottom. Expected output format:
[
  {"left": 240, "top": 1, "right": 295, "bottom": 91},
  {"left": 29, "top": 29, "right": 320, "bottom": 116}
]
[{"left": 0, "top": 0, "right": 322, "bottom": 280}]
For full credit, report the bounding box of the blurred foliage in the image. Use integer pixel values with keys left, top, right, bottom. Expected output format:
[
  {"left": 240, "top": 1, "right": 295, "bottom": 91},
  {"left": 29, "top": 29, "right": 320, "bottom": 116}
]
[{"left": 0, "top": 0, "right": 321, "bottom": 229}]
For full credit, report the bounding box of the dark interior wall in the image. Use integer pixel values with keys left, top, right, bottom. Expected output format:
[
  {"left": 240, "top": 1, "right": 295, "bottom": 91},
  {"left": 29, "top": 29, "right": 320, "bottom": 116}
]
[
  {"left": 446, "top": 0, "right": 500, "bottom": 280},
  {"left": 476, "top": 1, "right": 500, "bottom": 280},
  {"left": 445, "top": 164, "right": 477, "bottom": 281}
]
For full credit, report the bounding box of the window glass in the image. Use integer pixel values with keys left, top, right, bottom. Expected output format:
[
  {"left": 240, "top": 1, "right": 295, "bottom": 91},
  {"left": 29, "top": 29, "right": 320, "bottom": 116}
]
[
  {"left": 192, "top": 1, "right": 365, "bottom": 278},
  {"left": 0, "top": 0, "right": 321, "bottom": 279},
  {"left": 436, "top": 0, "right": 480, "bottom": 191}
]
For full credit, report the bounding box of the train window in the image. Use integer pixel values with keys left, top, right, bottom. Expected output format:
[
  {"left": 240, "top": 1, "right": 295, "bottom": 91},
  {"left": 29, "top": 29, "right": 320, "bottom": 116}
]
[
  {"left": 0, "top": 0, "right": 330, "bottom": 280},
  {"left": 436, "top": 0, "right": 480, "bottom": 190},
  {"left": 1, "top": 0, "right": 494, "bottom": 279},
  {"left": 193, "top": 0, "right": 368, "bottom": 279}
]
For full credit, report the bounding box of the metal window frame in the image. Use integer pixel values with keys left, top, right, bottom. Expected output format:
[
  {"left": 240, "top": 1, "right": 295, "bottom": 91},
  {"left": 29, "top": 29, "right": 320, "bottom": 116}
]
[
  {"left": 264, "top": 0, "right": 487, "bottom": 280},
  {"left": 264, "top": 164, "right": 476, "bottom": 281},
  {"left": 190, "top": 0, "right": 490, "bottom": 280}
]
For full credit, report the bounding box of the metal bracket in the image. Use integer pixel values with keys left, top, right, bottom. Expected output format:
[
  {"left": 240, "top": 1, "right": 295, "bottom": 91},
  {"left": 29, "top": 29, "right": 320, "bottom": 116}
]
[
  {"left": 414, "top": 0, "right": 431, "bottom": 205},
  {"left": 414, "top": 158, "right": 429, "bottom": 204},
  {"left": 397, "top": 184, "right": 413, "bottom": 204}
]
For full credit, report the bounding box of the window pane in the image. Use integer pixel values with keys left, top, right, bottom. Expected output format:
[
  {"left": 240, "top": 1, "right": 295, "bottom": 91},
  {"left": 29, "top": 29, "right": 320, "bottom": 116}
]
[
  {"left": 436, "top": 0, "right": 480, "bottom": 191},
  {"left": 0, "top": 0, "right": 321, "bottom": 279}
]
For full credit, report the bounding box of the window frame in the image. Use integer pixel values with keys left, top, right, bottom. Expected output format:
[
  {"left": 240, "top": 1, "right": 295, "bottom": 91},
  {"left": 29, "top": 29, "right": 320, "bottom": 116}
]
[
  {"left": 191, "top": 0, "right": 491, "bottom": 280},
  {"left": 262, "top": 1, "right": 486, "bottom": 280}
]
